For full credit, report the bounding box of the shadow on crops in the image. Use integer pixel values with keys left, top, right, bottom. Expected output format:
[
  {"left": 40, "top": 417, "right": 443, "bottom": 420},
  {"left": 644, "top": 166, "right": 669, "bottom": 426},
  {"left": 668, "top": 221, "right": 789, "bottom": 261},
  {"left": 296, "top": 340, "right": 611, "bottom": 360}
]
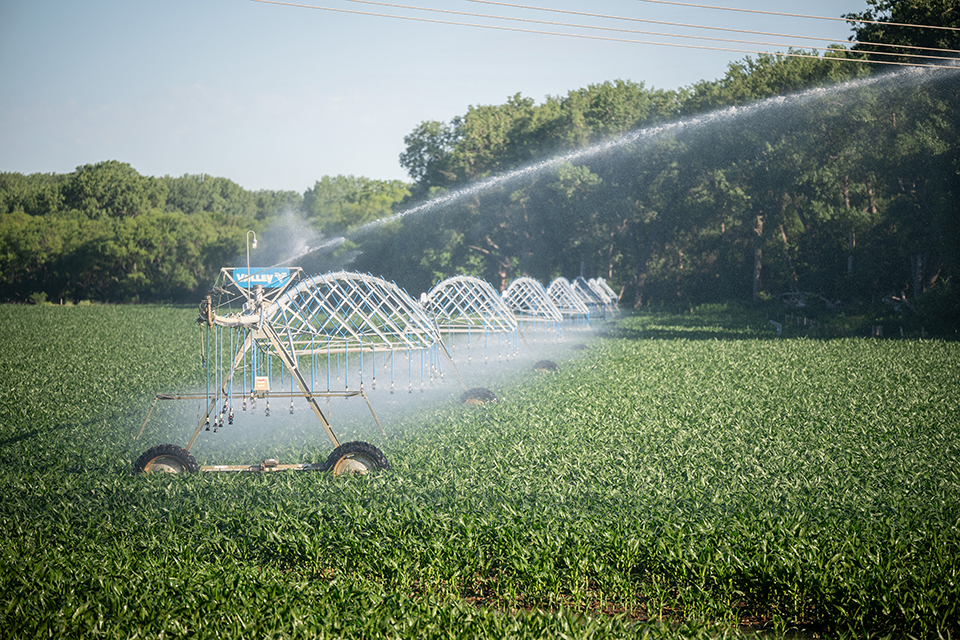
[
  {"left": 606, "top": 304, "right": 801, "bottom": 341},
  {"left": 610, "top": 324, "right": 777, "bottom": 341},
  {"left": 0, "top": 419, "right": 73, "bottom": 449},
  {"left": 0, "top": 429, "right": 42, "bottom": 448},
  {"left": 0, "top": 415, "right": 124, "bottom": 474}
]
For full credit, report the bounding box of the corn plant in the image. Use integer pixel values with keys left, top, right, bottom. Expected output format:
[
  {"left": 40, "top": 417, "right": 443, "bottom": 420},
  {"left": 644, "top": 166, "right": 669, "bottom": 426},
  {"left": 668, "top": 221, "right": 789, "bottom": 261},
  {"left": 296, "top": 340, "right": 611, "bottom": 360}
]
[{"left": 0, "top": 303, "right": 957, "bottom": 638}]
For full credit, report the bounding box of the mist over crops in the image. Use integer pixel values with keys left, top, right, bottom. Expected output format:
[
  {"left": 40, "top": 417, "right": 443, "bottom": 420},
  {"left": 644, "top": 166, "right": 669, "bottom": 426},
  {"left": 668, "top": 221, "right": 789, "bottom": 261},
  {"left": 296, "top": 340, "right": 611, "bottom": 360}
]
[{"left": 1, "top": 303, "right": 958, "bottom": 638}]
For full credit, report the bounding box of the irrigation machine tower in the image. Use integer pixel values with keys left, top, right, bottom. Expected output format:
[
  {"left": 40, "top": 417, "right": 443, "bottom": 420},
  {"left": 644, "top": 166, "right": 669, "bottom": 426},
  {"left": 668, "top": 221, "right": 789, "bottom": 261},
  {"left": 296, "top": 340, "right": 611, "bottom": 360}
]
[
  {"left": 572, "top": 276, "right": 610, "bottom": 320},
  {"left": 420, "top": 275, "right": 522, "bottom": 404},
  {"left": 422, "top": 275, "right": 520, "bottom": 362},
  {"left": 502, "top": 276, "right": 564, "bottom": 341},
  {"left": 588, "top": 277, "right": 619, "bottom": 317},
  {"left": 547, "top": 277, "right": 592, "bottom": 329}
]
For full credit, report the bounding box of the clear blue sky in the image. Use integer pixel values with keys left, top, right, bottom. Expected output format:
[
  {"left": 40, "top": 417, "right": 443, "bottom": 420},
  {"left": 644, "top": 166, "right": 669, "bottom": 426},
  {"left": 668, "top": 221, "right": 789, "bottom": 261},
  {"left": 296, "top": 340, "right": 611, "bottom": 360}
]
[{"left": 1, "top": 0, "right": 869, "bottom": 192}]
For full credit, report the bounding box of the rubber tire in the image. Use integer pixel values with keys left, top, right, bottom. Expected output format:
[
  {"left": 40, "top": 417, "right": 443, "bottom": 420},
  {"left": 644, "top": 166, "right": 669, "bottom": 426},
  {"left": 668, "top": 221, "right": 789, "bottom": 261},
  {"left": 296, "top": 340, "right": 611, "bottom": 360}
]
[
  {"left": 324, "top": 441, "right": 390, "bottom": 476},
  {"left": 134, "top": 444, "right": 199, "bottom": 474},
  {"left": 533, "top": 360, "right": 560, "bottom": 371},
  {"left": 460, "top": 387, "right": 498, "bottom": 405}
]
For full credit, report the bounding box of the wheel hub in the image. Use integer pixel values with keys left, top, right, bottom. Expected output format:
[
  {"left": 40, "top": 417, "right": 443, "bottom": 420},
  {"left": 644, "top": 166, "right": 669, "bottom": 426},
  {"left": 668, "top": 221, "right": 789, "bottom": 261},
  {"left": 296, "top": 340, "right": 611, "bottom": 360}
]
[
  {"left": 333, "top": 454, "right": 374, "bottom": 475},
  {"left": 146, "top": 456, "right": 187, "bottom": 473}
]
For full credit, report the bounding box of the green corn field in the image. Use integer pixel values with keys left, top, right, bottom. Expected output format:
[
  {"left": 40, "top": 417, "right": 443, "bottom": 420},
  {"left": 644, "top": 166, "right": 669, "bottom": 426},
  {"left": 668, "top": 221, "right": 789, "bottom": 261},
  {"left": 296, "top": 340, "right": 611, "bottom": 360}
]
[{"left": 0, "top": 304, "right": 957, "bottom": 638}]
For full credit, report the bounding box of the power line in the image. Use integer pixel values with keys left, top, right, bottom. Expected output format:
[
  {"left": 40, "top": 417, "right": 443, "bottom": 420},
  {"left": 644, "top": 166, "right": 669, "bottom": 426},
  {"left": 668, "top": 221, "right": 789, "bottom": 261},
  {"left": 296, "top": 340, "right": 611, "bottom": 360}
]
[
  {"left": 249, "top": 0, "right": 958, "bottom": 69},
  {"left": 389, "top": 0, "right": 958, "bottom": 63},
  {"left": 473, "top": 0, "right": 853, "bottom": 45},
  {"left": 629, "top": 0, "right": 960, "bottom": 32},
  {"left": 466, "top": 0, "right": 960, "bottom": 58}
]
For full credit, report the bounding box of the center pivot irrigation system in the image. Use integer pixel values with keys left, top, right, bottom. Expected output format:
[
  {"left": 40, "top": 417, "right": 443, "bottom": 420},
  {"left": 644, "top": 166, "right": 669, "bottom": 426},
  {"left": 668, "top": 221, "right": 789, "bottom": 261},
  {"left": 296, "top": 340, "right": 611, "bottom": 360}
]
[{"left": 134, "top": 253, "right": 616, "bottom": 475}]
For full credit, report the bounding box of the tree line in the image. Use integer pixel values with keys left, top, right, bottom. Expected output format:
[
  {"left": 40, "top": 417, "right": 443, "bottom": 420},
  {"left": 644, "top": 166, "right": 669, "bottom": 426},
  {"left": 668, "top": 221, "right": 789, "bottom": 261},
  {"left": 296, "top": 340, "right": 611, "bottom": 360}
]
[
  {"left": 1, "top": 0, "right": 957, "bottom": 332},
  {"left": 0, "top": 167, "right": 409, "bottom": 303}
]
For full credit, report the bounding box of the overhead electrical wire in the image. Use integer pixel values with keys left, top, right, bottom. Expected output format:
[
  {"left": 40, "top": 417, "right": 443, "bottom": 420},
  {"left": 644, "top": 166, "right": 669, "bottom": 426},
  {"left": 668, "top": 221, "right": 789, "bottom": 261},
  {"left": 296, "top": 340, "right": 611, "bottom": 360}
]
[
  {"left": 256, "top": 0, "right": 960, "bottom": 63},
  {"left": 628, "top": 0, "right": 960, "bottom": 33},
  {"left": 467, "top": 0, "right": 960, "bottom": 56},
  {"left": 368, "top": 0, "right": 959, "bottom": 64},
  {"left": 254, "top": 0, "right": 960, "bottom": 67},
  {"left": 250, "top": 0, "right": 960, "bottom": 70}
]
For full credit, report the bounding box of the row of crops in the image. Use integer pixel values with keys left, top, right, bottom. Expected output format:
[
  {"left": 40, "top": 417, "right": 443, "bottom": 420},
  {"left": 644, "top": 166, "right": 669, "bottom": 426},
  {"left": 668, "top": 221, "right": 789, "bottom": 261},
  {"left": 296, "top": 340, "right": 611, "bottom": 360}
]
[{"left": 1, "top": 303, "right": 958, "bottom": 638}]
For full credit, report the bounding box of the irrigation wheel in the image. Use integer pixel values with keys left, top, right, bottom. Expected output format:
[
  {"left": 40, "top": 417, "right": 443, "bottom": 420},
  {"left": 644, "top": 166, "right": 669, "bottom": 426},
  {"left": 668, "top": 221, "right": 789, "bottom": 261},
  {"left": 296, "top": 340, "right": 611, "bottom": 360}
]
[
  {"left": 460, "top": 387, "right": 498, "bottom": 405},
  {"left": 134, "top": 444, "right": 199, "bottom": 474},
  {"left": 533, "top": 360, "right": 560, "bottom": 371},
  {"left": 324, "top": 441, "right": 390, "bottom": 476}
]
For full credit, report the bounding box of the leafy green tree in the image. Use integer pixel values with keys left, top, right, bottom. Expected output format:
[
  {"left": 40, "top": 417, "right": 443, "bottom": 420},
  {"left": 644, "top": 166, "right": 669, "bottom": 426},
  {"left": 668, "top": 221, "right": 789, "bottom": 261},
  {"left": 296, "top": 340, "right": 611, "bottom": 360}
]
[
  {"left": 303, "top": 175, "right": 410, "bottom": 236},
  {"left": 0, "top": 172, "right": 65, "bottom": 216},
  {"left": 56, "top": 210, "right": 229, "bottom": 303},
  {"left": 842, "top": 0, "right": 960, "bottom": 303},
  {"left": 0, "top": 210, "right": 63, "bottom": 301},
  {"left": 681, "top": 50, "right": 867, "bottom": 115},
  {"left": 62, "top": 161, "right": 167, "bottom": 218},
  {"left": 253, "top": 189, "right": 303, "bottom": 220},
  {"left": 557, "top": 80, "right": 679, "bottom": 146},
  {"left": 864, "top": 80, "right": 959, "bottom": 298},
  {"left": 161, "top": 174, "right": 259, "bottom": 221},
  {"left": 845, "top": 0, "right": 960, "bottom": 66},
  {"left": 443, "top": 94, "right": 543, "bottom": 185},
  {"left": 399, "top": 120, "right": 458, "bottom": 196}
]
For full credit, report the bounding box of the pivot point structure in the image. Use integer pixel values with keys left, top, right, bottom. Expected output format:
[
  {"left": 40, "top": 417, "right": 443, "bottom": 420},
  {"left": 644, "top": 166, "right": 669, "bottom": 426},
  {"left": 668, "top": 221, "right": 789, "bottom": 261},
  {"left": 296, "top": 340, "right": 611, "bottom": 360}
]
[{"left": 135, "top": 266, "right": 440, "bottom": 474}]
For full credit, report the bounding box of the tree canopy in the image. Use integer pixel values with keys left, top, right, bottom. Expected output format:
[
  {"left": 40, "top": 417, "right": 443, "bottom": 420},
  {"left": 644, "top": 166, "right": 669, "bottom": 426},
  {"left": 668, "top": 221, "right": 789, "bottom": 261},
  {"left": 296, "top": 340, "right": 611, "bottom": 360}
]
[
  {"left": 0, "top": 165, "right": 406, "bottom": 303},
  {"left": 845, "top": 0, "right": 960, "bottom": 66}
]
